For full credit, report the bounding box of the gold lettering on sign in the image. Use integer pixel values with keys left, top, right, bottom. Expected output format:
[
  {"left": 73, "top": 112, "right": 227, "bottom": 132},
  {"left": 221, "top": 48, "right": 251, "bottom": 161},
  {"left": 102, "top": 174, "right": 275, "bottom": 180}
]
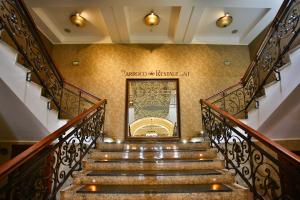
[{"left": 121, "top": 70, "right": 190, "bottom": 77}]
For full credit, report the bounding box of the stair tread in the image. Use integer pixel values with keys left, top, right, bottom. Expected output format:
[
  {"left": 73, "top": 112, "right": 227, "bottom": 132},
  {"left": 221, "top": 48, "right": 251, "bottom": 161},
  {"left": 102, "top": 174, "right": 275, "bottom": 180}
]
[
  {"left": 76, "top": 183, "right": 232, "bottom": 194},
  {"left": 93, "top": 158, "right": 215, "bottom": 163},
  {"left": 100, "top": 142, "right": 206, "bottom": 144},
  {"left": 97, "top": 148, "right": 209, "bottom": 152},
  {"left": 86, "top": 169, "right": 223, "bottom": 176}
]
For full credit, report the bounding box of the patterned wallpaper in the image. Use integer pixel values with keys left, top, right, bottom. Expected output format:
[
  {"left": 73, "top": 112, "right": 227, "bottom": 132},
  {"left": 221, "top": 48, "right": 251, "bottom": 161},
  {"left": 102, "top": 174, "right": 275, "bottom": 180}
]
[{"left": 52, "top": 44, "right": 250, "bottom": 140}]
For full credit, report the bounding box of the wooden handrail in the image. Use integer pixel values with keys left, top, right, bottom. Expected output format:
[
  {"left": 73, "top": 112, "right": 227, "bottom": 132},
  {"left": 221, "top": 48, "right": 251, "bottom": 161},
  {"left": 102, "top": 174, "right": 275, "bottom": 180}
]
[
  {"left": 0, "top": 99, "right": 107, "bottom": 180},
  {"left": 63, "top": 80, "right": 101, "bottom": 101},
  {"left": 18, "top": 0, "right": 64, "bottom": 84},
  {"left": 201, "top": 99, "right": 300, "bottom": 166},
  {"left": 241, "top": 0, "right": 293, "bottom": 83},
  {"left": 206, "top": 0, "right": 294, "bottom": 98}
]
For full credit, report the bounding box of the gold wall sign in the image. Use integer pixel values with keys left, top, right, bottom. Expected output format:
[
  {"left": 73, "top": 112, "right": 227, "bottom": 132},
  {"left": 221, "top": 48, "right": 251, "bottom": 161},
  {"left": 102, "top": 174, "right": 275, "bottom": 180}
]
[
  {"left": 125, "top": 79, "right": 181, "bottom": 140},
  {"left": 121, "top": 70, "right": 190, "bottom": 77}
]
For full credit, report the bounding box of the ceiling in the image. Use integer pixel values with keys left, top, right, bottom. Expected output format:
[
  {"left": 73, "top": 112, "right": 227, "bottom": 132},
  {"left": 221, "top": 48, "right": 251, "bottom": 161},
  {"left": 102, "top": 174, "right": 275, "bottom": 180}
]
[{"left": 24, "top": 0, "right": 283, "bottom": 45}]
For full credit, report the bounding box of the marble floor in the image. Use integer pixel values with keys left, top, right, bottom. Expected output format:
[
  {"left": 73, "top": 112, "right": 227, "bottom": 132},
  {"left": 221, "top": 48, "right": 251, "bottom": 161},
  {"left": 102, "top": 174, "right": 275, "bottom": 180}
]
[{"left": 61, "top": 141, "right": 248, "bottom": 200}]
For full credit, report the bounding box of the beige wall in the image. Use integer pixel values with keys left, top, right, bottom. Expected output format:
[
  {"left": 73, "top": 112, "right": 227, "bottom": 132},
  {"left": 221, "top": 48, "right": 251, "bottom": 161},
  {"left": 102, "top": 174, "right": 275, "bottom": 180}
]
[
  {"left": 248, "top": 25, "right": 270, "bottom": 60},
  {"left": 52, "top": 44, "right": 250, "bottom": 140}
]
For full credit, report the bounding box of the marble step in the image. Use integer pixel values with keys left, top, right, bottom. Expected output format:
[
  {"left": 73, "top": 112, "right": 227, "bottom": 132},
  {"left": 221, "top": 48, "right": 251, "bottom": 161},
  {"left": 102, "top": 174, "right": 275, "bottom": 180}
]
[
  {"left": 61, "top": 183, "right": 248, "bottom": 200},
  {"left": 97, "top": 142, "right": 210, "bottom": 151},
  {"left": 73, "top": 169, "right": 235, "bottom": 185},
  {"left": 90, "top": 148, "right": 217, "bottom": 160},
  {"left": 83, "top": 159, "right": 224, "bottom": 171}
]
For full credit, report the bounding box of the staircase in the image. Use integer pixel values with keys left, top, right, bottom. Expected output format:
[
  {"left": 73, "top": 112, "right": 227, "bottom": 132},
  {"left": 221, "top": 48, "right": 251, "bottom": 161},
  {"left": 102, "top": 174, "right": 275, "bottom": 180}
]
[
  {"left": 241, "top": 45, "right": 300, "bottom": 139},
  {"left": 0, "top": 40, "right": 67, "bottom": 141},
  {"left": 61, "top": 141, "right": 248, "bottom": 200}
]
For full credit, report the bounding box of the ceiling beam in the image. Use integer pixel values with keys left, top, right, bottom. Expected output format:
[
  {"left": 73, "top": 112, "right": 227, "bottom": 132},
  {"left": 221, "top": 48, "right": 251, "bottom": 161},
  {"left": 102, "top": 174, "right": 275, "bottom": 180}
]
[
  {"left": 98, "top": 5, "right": 122, "bottom": 43},
  {"left": 182, "top": 2, "right": 205, "bottom": 43},
  {"left": 174, "top": 5, "right": 194, "bottom": 43},
  {"left": 240, "top": 7, "right": 280, "bottom": 44},
  {"left": 31, "top": 8, "right": 64, "bottom": 43},
  {"left": 113, "top": 5, "right": 130, "bottom": 43}
]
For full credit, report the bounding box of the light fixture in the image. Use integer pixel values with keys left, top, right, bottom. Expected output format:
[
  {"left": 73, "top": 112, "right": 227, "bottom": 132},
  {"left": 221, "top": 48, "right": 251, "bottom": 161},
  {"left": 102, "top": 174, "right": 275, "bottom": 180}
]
[
  {"left": 70, "top": 13, "right": 86, "bottom": 27},
  {"left": 216, "top": 12, "right": 233, "bottom": 28},
  {"left": 144, "top": 11, "right": 160, "bottom": 26}
]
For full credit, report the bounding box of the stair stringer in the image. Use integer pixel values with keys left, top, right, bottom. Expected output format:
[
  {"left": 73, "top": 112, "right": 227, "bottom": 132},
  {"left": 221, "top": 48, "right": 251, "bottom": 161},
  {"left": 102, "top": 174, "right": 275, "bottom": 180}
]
[
  {"left": 240, "top": 46, "right": 300, "bottom": 139},
  {"left": 0, "top": 40, "right": 67, "bottom": 141}
]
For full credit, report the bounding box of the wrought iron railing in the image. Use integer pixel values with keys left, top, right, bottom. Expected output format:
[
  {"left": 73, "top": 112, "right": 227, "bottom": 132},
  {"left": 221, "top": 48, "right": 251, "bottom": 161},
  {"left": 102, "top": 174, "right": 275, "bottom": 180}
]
[
  {"left": 202, "top": 1, "right": 300, "bottom": 198},
  {"left": 207, "top": 0, "right": 300, "bottom": 118},
  {"left": 0, "top": 0, "right": 99, "bottom": 118},
  {"left": 0, "top": 0, "right": 63, "bottom": 110},
  {"left": 61, "top": 81, "right": 101, "bottom": 118},
  {"left": 201, "top": 99, "right": 300, "bottom": 200},
  {"left": 0, "top": 99, "right": 106, "bottom": 199},
  {"left": 0, "top": 0, "right": 108, "bottom": 199}
]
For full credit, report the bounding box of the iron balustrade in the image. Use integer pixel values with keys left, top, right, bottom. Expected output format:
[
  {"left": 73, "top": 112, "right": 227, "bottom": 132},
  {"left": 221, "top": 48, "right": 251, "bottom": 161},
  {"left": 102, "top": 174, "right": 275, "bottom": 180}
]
[
  {"left": 0, "top": 0, "right": 99, "bottom": 118},
  {"left": 201, "top": 99, "right": 300, "bottom": 200},
  {"left": 0, "top": 99, "right": 107, "bottom": 200},
  {"left": 0, "top": 0, "right": 107, "bottom": 199},
  {"left": 207, "top": 0, "right": 300, "bottom": 118},
  {"left": 0, "top": 0, "right": 63, "bottom": 110},
  {"left": 202, "top": 2, "right": 300, "bottom": 198}
]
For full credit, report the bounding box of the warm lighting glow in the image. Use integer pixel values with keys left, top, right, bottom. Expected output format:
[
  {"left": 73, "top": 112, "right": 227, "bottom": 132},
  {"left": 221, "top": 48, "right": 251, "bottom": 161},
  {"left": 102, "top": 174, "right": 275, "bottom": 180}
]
[
  {"left": 216, "top": 12, "right": 233, "bottom": 28},
  {"left": 144, "top": 11, "right": 160, "bottom": 26},
  {"left": 211, "top": 184, "right": 221, "bottom": 190},
  {"left": 116, "top": 139, "right": 122, "bottom": 144},
  {"left": 89, "top": 185, "right": 97, "bottom": 192},
  {"left": 182, "top": 139, "right": 188, "bottom": 144},
  {"left": 199, "top": 153, "right": 203, "bottom": 157},
  {"left": 104, "top": 154, "right": 108, "bottom": 158},
  {"left": 70, "top": 12, "right": 86, "bottom": 27}
]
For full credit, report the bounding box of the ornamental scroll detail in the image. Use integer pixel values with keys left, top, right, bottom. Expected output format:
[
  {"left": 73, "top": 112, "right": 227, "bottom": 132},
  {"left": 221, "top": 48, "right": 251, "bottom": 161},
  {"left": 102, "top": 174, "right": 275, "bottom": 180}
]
[
  {"left": 201, "top": 101, "right": 300, "bottom": 200},
  {"left": 0, "top": 101, "right": 106, "bottom": 200},
  {"left": 207, "top": 0, "right": 300, "bottom": 118}
]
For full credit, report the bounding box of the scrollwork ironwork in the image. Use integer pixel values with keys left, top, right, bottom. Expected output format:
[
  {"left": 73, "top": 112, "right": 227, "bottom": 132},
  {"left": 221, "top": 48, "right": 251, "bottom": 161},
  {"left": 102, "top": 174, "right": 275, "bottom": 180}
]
[
  {"left": 0, "top": 101, "right": 106, "bottom": 200},
  {"left": 0, "top": 0, "right": 63, "bottom": 109},
  {"left": 207, "top": 0, "right": 300, "bottom": 119},
  {"left": 0, "top": 0, "right": 99, "bottom": 118},
  {"left": 201, "top": 101, "right": 300, "bottom": 200}
]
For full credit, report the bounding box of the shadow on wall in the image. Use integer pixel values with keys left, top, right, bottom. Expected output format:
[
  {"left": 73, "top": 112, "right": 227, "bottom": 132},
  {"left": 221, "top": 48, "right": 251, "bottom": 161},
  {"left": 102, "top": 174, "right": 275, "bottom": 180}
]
[
  {"left": 259, "top": 84, "right": 300, "bottom": 142},
  {"left": 0, "top": 79, "right": 49, "bottom": 142}
]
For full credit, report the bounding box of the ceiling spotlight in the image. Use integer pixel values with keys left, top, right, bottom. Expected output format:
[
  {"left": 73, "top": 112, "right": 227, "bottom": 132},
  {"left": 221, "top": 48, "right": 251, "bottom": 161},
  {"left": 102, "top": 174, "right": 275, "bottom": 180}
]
[
  {"left": 144, "top": 11, "right": 160, "bottom": 26},
  {"left": 216, "top": 12, "right": 233, "bottom": 28},
  {"left": 70, "top": 13, "right": 86, "bottom": 27},
  {"left": 232, "top": 29, "right": 238, "bottom": 34},
  {"left": 64, "top": 28, "right": 71, "bottom": 33}
]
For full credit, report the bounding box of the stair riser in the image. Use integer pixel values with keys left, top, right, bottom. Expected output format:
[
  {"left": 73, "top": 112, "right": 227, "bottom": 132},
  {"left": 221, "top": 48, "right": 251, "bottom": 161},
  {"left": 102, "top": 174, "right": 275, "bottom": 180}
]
[
  {"left": 97, "top": 142, "right": 210, "bottom": 151},
  {"left": 83, "top": 161, "right": 224, "bottom": 171},
  {"left": 73, "top": 174, "right": 234, "bottom": 185},
  {"left": 90, "top": 149, "right": 217, "bottom": 160},
  {"left": 61, "top": 190, "right": 247, "bottom": 200}
]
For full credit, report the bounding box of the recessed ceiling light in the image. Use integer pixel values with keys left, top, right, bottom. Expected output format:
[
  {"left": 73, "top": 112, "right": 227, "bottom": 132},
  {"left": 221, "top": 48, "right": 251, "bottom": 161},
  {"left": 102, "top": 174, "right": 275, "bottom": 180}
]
[
  {"left": 224, "top": 60, "right": 231, "bottom": 66},
  {"left": 216, "top": 12, "right": 233, "bottom": 28},
  {"left": 64, "top": 28, "right": 71, "bottom": 33},
  {"left": 232, "top": 29, "right": 238, "bottom": 34}
]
